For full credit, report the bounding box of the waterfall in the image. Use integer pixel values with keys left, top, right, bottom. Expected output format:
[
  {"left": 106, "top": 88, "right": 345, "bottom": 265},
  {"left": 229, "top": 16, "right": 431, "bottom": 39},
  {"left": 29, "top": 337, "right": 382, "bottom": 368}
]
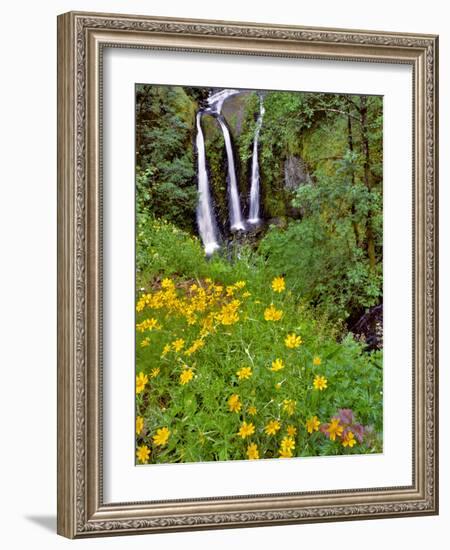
[
  {"left": 216, "top": 114, "right": 246, "bottom": 231},
  {"left": 248, "top": 95, "right": 265, "bottom": 225},
  {"left": 195, "top": 88, "right": 249, "bottom": 253},
  {"left": 195, "top": 112, "right": 220, "bottom": 255},
  {"left": 207, "top": 89, "right": 240, "bottom": 113}
]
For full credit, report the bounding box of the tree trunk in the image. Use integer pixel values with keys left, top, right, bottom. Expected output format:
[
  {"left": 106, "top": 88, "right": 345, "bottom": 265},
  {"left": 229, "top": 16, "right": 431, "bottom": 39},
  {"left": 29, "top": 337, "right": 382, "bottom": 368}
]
[
  {"left": 347, "top": 114, "right": 360, "bottom": 246},
  {"left": 360, "top": 96, "right": 376, "bottom": 270}
]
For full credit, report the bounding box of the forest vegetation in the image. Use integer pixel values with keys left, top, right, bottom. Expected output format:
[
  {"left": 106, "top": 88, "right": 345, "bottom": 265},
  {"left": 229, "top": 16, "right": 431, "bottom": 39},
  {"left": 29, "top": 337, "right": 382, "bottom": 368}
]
[{"left": 134, "top": 85, "right": 383, "bottom": 464}]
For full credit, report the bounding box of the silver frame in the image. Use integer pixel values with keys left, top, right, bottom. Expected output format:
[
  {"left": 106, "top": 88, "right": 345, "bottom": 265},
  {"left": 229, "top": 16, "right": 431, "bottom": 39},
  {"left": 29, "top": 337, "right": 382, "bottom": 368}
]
[{"left": 57, "top": 11, "right": 439, "bottom": 538}]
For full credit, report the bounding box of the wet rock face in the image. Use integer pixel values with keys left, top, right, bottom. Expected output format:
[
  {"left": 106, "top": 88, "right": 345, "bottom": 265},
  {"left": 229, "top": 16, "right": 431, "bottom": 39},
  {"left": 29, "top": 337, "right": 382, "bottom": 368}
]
[
  {"left": 284, "top": 155, "right": 311, "bottom": 190},
  {"left": 221, "top": 92, "right": 252, "bottom": 136}
]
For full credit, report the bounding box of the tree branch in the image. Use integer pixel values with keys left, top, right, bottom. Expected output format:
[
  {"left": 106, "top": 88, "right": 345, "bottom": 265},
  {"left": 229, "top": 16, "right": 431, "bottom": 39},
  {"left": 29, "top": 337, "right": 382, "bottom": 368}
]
[{"left": 315, "top": 108, "right": 361, "bottom": 123}]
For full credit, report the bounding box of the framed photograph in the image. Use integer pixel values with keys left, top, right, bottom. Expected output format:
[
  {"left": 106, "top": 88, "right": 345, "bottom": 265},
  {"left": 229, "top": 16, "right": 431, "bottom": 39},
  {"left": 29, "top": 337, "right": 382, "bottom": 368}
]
[{"left": 57, "top": 11, "right": 439, "bottom": 538}]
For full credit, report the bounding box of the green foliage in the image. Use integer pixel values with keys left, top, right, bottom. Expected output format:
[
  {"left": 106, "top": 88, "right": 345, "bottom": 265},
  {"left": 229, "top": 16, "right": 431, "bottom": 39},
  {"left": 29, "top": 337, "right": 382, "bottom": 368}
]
[
  {"left": 136, "top": 215, "right": 204, "bottom": 278},
  {"left": 259, "top": 155, "right": 382, "bottom": 321},
  {"left": 136, "top": 85, "right": 198, "bottom": 231},
  {"left": 134, "top": 87, "right": 384, "bottom": 463},
  {"left": 136, "top": 84, "right": 383, "bottom": 322},
  {"left": 259, "top": 220, "right": 380, "bottom": 322},
  {"left": 136, "top": 212, "right": 267, "bottom": 288},
  {"left": 239, "top": 92, "right": 384, "bottom": 321},
  {"left": 135, "top": 218, "right": 383, "bottom": 463}
]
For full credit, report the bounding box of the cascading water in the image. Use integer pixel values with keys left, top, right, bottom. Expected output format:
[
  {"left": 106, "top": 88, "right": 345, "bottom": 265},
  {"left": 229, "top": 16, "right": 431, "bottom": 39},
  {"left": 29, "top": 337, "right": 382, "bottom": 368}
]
[
  {"left": 196, "top": 88, "right": 263, "bottom": 253},
  {"left": 207, "top": 89, "right": 246, "bottom": 232},
  {"left": 216, "top": 114, "right": 246, "bottom": 231},
  {"left": 195, "top": 112, "right": 220, "bottom": 255},
  {"left": 248, "top": 95, "right": 265, "bottom": 225},
  {"left": 207, "top": 89, "right": 240, "bottom": 113}
]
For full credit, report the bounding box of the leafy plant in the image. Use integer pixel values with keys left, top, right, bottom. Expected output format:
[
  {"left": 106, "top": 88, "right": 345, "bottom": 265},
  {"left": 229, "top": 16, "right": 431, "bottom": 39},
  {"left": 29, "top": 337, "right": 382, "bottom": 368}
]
[{"left": 135, "top": 218, "right": 382, "bottom": 464}]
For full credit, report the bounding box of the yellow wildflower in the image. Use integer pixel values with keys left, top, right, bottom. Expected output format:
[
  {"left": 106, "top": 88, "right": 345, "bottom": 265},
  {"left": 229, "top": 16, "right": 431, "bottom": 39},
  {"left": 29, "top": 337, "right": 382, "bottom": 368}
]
[
  {"left": 153, "top": 427, "right": 170, "bottom": 447},
  {"left": 282, "top": 399, "right": 296, "bottom": 416},
  {"left": 226, "top": 285, "right": 235, "bottom": 296},
  {"left": 172, "top": 338, "right": 185, "bottom": 352},
  {"left": 136, "top": 416, "right": 144, "bottom": 435},
  {"left": 200, "top": 328, "right": 211, "bottom": 339},
  {"left": 264, "top": 304, "right": 283, "bottom": 321},
  {"left": 237, "top": 366, "right": 253, "bottom": 380},
  {"left": 234, "top": 281, "right": 246, "bottom": 289},
  {"left": 313, "top": 375, "right": 328, "bottom": 391},
  {"left": 265, "top": 419, "right": 281, "bottom": 435},
  {"left": 242, "top": 291, "right": 251, "bottom": 298},
  {"left": 184, "top": 338, "right": 205, "bottom": 356},
  {"left": 271, "top": 276, "right": 286, "bottom": 293},
  {"left": 151, "top": 293, "right": 165, "bottom": 309},
  {"left": 313, "top": 356, "right": 322, "bottom": 366},
  {"left": 286, "top": 425, "right": 297, "bottom": 437},
  {"left": 136, "top": 444, "right": 150, "bottom": 464},
  {"left": 246, "top": 443, "right": 260, "bottom": 460},
  {"left": 216, "top": 300, "right": 240, "bottom": 326},
  {"left": 238, "top": 421, "right": 255, "bottom": 439},
  {"left": 136, "top": 295, "right": 147, "bottom": 312},
  {"left": 136, "top": 318, "right": 160, "bottom": 332},
  {"left": 280, "top": 436, "right": 296, "bottom": 453},
  {"left": 248, "top": 405, "right": 257, "bottom": 416},
  {"left": 161, "top": 344, "right": 171, "bottom": 357},
  {"left": 306, "top": 416, "right": 321, "bottom": 434},
  {"left": 202, "top": 313, "right": 215, "bottom": 332},
  {"left": 150, "top": 367, "right": 160, "bottom": 378},
  {"left": 186, "top": 313, "right": 198, "bottom": 325},
  {"left": 271, "top": 358, "right": 285, "bottom": 372},
  {"left": 326, "top": 418, "right": 343, "bottom": 441},
  {"left": 180, "top": 368, "right": 194, "bottom": 385},
  {"left": 135, "top": 372, "right": 148, "bottom": 394},
  {"left": 140, "top": 337, "right": 150, "bottom": 348},
  {"left": 279, "top": 448, "right": 293, "bottom": 458},
  {"left": 284, "top": 333, "right": 302, "bottom": 349},
  {"left": 161, "top": 278, "right": 174, "bottom": 289},
  {"left": 228, "top": 394, "right": 242, "bottom": 413},
  {"left": 342, "top": 431, "right": 356, "bottom": 448}
]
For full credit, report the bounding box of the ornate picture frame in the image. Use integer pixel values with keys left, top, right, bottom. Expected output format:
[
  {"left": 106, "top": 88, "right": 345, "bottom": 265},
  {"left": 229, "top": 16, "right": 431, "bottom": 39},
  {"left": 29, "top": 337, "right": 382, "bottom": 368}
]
[{"left": 57, "top": 11, "right": 438, "bottom": 538}]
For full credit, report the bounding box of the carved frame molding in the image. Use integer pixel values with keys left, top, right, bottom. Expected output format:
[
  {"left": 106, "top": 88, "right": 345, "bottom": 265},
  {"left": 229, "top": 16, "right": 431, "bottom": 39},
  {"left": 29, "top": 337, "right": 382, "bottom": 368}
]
[{"left": 57, "top": 11, "right": 438, "bottom": 538}]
